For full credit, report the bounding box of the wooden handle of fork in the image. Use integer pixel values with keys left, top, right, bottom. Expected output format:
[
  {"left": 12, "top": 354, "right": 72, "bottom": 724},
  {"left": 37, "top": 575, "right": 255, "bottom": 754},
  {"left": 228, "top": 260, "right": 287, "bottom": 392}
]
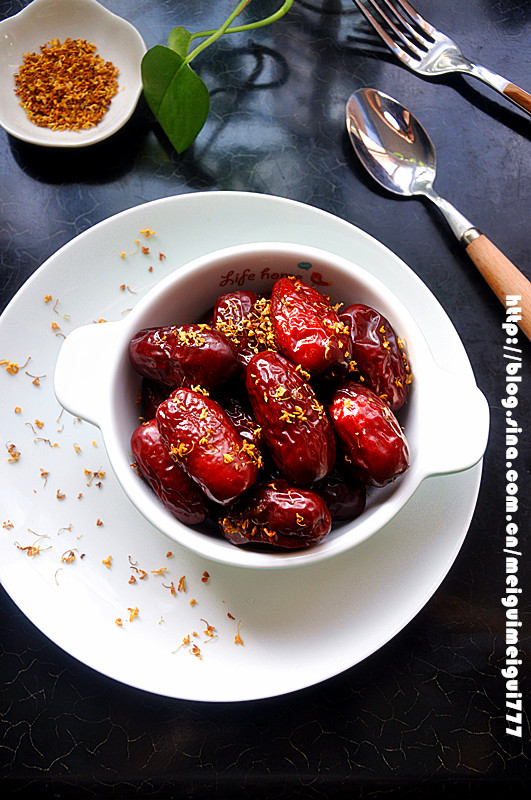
[
  {"left": 466, "top": 234, "right": 531, "bottom": 342},
  {"left": 503, "top": 83, "right": 531, "bottom": 115}
]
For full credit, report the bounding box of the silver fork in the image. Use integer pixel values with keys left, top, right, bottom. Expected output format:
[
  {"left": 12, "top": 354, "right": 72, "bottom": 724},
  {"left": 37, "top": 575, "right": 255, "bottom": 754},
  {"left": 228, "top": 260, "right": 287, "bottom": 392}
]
[{"left": 353, "top": 0, "right": 531, "bottom": 117}]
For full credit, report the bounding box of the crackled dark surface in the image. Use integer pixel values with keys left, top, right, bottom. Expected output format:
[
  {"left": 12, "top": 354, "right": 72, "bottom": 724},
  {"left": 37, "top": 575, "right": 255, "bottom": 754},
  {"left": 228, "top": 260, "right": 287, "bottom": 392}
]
[{"left": 1, "top": 1, "right": 530, "bottom": 797}]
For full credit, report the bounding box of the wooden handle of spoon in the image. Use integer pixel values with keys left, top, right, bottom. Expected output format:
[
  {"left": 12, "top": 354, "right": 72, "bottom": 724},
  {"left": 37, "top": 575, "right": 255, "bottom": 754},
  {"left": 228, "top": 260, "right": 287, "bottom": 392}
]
[
  {"left": 503, "top": 83, "right": 531, "bottom": 116},
  {"left": 466, "top": 234, "right": 531, "bottom": 342}
]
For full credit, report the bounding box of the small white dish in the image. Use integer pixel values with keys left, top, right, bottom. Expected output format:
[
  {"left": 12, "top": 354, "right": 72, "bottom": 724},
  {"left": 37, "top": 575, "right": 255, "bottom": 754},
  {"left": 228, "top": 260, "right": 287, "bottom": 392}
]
[{"left": 0, "top": 0, "right": 146, "bottom": 147}]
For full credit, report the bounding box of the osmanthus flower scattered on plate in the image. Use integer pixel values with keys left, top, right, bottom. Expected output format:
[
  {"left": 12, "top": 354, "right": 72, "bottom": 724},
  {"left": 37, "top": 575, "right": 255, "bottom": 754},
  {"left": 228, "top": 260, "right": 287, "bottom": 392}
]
[{"left": 129, "top": 275, "right": 412, "bottom": 550}]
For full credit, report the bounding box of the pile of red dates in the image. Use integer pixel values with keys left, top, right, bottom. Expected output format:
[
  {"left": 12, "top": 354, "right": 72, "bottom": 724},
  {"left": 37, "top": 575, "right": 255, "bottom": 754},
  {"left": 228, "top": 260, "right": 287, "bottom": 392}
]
[{"left": 129, "top": 276, "right": 412, "bottom": 550}]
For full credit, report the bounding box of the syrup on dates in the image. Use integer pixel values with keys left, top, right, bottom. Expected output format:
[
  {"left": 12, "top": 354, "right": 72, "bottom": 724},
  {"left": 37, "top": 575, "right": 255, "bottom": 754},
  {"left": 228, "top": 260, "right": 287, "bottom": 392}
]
[
  {"left": 131, "top": 419, "right": 209, "bottom": 524},
  {"left": 328, "top": 381, "right": 410, "bottom": 487},
  {"left": 213, "top": 290, "right": 262, "bottom": 366},
  {"left": 246, "top": 350, "right": 336, "bottom": 485},
  {"left": 128, "top": 275, "right": 412, "bottom": 550},
  {"left": 129, "top": 324, "right": 239, "bottom": 388},
  {"left": 314, "top": 467, "right": 366, "bottom": 522},
  {"left": 141, "top": 378, "right": 171, "bottom": 418},
  {"left": 340, "top": 303, "right": 411, "bottom": 410},
  {"left": 270, "top": 276, "right": 352, "bottom": 377},
  {"left": 220, "top": 480, "right": 331, "bottom": 549},
  {"left": 156, "top": 388, "right": 259, "bottom": 506}
]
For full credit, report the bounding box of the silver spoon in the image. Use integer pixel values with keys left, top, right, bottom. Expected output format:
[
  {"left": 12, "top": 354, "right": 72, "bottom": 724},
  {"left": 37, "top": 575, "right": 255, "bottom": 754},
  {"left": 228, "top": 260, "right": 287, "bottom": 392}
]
[{"left": 346, "top": 87, "right": 531, "bottom": 341}]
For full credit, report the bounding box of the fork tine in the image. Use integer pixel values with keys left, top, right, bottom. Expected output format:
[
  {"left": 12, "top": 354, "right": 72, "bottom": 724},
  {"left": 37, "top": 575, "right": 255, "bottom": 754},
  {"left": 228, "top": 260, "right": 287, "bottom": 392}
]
[
  {"left": 368, "top": 0, "right": 433, "bottom": 51},
  {"left": 393, "top": 0, "right": 436, "bottom": 37},
  {"left": 353, "top": 2, "right": 410, "bottom": 63},
  {"left": 354, "top": 1, "right": 425, "bottom": 60}
]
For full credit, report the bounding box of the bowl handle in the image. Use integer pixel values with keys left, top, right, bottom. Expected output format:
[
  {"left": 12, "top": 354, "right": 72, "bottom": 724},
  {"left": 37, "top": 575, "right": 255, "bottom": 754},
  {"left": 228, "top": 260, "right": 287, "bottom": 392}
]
[
  {"left": 54, "top": 322, "right": 122, "bottom": 427},
  {"left": 420, "top": 369, "right": 490, "bottom": 479}
]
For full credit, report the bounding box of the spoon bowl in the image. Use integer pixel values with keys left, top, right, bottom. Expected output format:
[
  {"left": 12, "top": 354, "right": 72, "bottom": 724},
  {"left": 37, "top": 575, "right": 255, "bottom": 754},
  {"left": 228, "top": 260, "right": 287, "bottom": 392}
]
[{"left": 347, "top": 88, "right": 437, "bottom": 197}]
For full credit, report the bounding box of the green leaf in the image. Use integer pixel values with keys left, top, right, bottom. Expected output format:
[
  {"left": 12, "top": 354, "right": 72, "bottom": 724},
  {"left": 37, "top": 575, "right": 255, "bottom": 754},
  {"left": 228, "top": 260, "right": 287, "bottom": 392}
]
[
  {"left": 168, "top": 26, "right": 192, "bottom": 57},
  {"left": 141, "top": 45, "right": 210, "bottom": 154}
]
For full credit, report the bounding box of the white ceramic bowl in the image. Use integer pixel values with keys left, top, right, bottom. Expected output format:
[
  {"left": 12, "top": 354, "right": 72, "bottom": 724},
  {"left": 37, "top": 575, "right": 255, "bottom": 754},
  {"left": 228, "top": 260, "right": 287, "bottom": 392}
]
[
  {"left": 0, "top": 0, "right": 146, "bottom": 147},
  {"left": 54, "top": 242, "right": 490, "bottom": 569}
]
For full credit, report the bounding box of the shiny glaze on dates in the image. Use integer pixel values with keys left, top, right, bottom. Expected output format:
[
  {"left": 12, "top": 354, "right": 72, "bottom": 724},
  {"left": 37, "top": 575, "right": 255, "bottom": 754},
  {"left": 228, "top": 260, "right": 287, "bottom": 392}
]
[
  {"left": 219, "top": 394, "right": 264, "bottom": 457},
  {"left": 340, "top": 303, "right": 409, "bottom": 411},
  {"left": 220, "top": 479, "right": 331, "bottom": 549},
  {"left": 314, "top": 468, "right": 366, "bottom": 522},
  {"left": 141, "top": 378, "right": 171, "bottom": 418},
  {"left": 328, "top": 381, "right": 410, "bottom": 487},
  {"left": 213, "top": 290, "right": 261, "bottom": 366},
  {"left": 156, "top": 388, "right": 259, "bottom": 506},
  {"left": 129, "top": 324, "right": 239, "bottom": 388},
  {"left": 246, "top": 350, "right": 336, "bottom": 485},
  {"left": 270, "top": 276, "right": 352, "bottom": 377},
  {"left": 127, "top": 278, "right": 414, "bottom": 552},
  {"left": 131, "top": 419, "right": 209, "bottom": 525}
]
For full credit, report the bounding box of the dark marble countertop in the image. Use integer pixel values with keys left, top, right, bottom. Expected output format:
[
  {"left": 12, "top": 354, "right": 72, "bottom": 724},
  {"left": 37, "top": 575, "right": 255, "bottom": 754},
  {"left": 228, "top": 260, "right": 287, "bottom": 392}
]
[{"left": 1, "top": 1, "right": 529, "bottom": 797}]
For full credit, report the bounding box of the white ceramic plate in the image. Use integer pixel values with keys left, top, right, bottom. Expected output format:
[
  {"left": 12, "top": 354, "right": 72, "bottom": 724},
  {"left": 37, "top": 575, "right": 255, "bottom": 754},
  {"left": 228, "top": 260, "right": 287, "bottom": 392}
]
[
  {"left": 0, "top": 0, "right": 146, "bottom": 147},
  {"left": 0, "top": 191, "right": 482, "bottom": 702}
]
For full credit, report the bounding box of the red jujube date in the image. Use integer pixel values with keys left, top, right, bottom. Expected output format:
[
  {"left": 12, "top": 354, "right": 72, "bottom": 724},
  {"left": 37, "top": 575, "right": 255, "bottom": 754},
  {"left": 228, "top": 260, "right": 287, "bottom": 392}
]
[
  {"left": 270, "top": 276, "right": 352, "bottom": 377},
  {"left": 246, "top": 351, "right": 336, "bottom": 485},
  {"left": 220, "top": 480, "right": 331, "bottom": 549},
  {"left": 340, "top": 304, "right": 410, "bottom": 410},
  {"left": 131, "top": 419, "right": 209, "bottom": 524},
  {"left": 328, "top": 381, "right": 409, "bottom": 487},
  {"left": 156, "top": 388, "right": 259, "bottom": 505},
  {"left": 129, "top": 324, "right": 239, "bottom": 388},
  {"left": 213, "top": 290, "right": 263, "bottom": 366},
  {"left": 313, "top": 468, "right": 367, "bottom": 522}
]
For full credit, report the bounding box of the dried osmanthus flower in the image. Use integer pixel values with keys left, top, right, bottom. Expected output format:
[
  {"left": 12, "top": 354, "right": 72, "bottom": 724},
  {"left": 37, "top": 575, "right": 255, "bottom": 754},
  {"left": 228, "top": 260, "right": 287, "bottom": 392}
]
[{"left": 14, "top": 37, "right": 119, "bottom": 131}]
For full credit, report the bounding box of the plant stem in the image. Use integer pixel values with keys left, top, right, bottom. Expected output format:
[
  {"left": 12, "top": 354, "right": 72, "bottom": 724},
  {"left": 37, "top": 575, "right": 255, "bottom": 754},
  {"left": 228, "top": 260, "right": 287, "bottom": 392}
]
[
  {"left": 186, "top": 1, "right": 253, "bottom": 62},
  {"left": 187, "top": 0, "right": 294, "bottom": 62}
]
